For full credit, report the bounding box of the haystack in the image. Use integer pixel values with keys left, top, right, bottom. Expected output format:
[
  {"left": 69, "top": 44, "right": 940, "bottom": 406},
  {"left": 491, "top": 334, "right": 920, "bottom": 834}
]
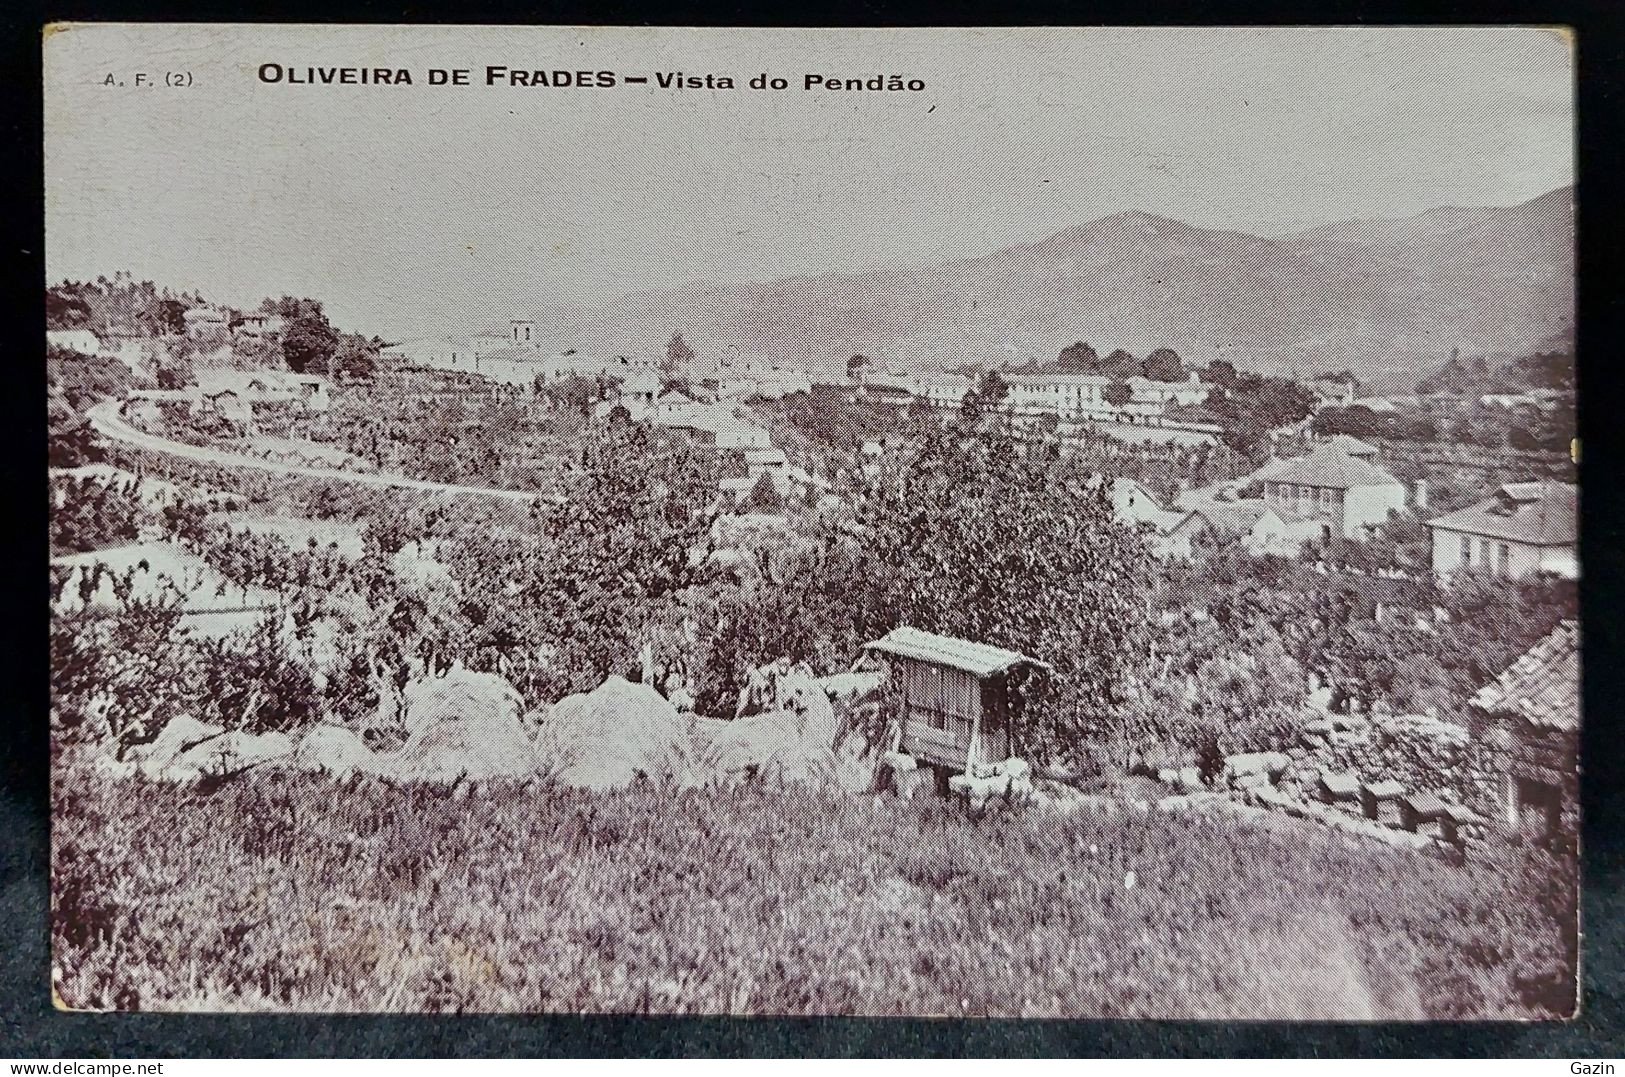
[
  {"left": 124, "top": 715, "right": 225, "bottom": 779},
  {"left": 690, "top": 670, "right": 876, "bottom": 791},
  {"left": 693, "top": 709, "right": 803, "bottom": 778},
  {"left": 395, "top": 668, "right": 541, "bottom": 780},
  {"left": 167, "top": 730, "right": 296, "bottom": 780},
  {"left": 294, "top": 724, "right": 391, "bottom": 777},
  {"left": 536, "top": 676, "right": 696, "bottom": 791},
  {"left": 819, "top": 669, "right": 884, "bottom": 705},
  {"left": 783, "top": 670, "right": 877, "bottom": 792}
]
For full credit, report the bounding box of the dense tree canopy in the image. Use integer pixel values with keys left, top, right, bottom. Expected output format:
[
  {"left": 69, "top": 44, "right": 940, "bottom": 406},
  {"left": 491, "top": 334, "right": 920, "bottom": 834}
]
[
  {"left": 850, "top": 426, "right": 1155, "bottom": 765},
  {"left": 279, "top": 301, "right": 340, "bottom": 374},
  {"left": 1142, "top": 347, "right": 1185, "bottom": 382}
]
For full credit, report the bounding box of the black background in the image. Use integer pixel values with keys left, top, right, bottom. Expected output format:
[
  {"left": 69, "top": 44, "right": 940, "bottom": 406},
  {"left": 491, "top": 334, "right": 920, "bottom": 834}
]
[{"left": 4, "top": 0, "right": 1622, "bottom": 1057}]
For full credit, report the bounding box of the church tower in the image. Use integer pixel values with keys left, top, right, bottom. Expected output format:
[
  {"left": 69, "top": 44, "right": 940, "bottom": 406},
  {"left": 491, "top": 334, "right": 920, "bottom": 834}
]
[{"left": 510, "top": 319, "right": 536, "bottom": 347}]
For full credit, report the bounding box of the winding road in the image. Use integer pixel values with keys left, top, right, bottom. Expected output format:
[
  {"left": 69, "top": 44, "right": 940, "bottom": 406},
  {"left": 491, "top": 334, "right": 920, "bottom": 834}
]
[{"left": 87, "top": 400, "right": 543, "bottom": 503}]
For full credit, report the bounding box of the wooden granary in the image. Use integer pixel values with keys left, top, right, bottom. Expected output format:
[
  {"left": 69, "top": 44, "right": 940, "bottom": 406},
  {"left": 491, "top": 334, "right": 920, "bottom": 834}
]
[{"left": 860, "top": 626, "right": 1049, "bottom": 773}]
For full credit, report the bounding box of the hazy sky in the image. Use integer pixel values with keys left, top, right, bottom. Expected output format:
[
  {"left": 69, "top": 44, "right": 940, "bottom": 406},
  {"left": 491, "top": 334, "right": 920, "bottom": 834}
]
[{"left": 45, "top": 24, "right": 1573, "bottom": 338}]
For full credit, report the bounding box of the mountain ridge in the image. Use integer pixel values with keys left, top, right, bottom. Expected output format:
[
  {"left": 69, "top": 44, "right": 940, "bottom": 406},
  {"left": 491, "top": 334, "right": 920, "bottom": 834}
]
[{"left": 539, "top": 187, "right": 1573, "bottom": 380}]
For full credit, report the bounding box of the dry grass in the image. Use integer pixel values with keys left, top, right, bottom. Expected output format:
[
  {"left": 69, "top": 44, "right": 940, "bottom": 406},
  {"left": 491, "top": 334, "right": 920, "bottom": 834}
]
[{"left": 52, "top": 755, "right": 1576, "bottom": 1017}]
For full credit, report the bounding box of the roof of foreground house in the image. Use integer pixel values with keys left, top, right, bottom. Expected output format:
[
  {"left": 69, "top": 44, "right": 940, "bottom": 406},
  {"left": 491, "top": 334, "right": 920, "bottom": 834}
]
[
  {"left": 864, "top": 626, "right": 1049, "bottom": 678},
  {"left": 1425, "top": 481, "right": 1578, "bottom": 547},
  {"left": 1470, "top": 619, "right": 1579, "bottom": 732}
]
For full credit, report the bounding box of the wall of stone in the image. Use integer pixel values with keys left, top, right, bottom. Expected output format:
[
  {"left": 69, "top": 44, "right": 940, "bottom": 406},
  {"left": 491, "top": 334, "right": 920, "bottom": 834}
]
[{"left": 1278, "top": 711, "right": 1508, "bottom": 826}]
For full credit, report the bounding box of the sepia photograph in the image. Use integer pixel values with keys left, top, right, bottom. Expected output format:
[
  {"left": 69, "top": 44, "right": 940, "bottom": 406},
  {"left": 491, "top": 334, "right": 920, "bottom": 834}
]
[{"left": 44, "top": 23, "right": 1578, "bottom": 1018}]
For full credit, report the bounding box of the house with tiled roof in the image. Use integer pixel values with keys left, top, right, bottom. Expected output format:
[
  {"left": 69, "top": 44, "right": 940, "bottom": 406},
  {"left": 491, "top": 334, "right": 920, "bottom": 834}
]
[
  {"left": 1425, "top": 481, "right": 1577, "bottom": 580},
  {"left": 1259, "top": 441, "right": 1407, "bottom": 541},
  {"left": 1469, "top": 619, "right": 1579, "bottom": 837},
  {"left": 1156, "top": 497, "right": 1323, "bottom": 559}
]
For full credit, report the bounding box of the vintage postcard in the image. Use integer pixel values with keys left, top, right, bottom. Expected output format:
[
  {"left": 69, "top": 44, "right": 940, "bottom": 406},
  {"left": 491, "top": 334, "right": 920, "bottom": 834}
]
[{"left": 46, "top": 24, "right": 1577, "bottom": 1017}]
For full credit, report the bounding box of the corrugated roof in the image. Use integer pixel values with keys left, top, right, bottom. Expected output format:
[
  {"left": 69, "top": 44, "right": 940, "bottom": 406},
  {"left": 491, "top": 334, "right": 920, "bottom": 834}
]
[
  {"left": 1470, "top": 619, "right": 1579, "bottom": 732},
  {"left": 1269, "top": 442, "right": 1402, "bottom": 491},
  {"left": 864, "top": 626, "right": 1047, "bottom": 677},
  {"left": 1425, "top": 481, "right": 1577, "bottom": 546}
]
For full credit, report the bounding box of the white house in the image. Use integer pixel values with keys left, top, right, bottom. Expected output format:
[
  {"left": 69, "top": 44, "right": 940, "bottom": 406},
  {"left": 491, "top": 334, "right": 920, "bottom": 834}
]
[
  {"left": 195, "top": 369, "right": 332, "bottom": 428},
  {"left": 1003, "top": 373, "right": 1169, "bottom": 421},
  {"left": 1157, "top": 496, "right": 1325, "bottom": 559},
  {"left": 182, "top": 307, "right": 229, "bottom": 338},
  {"left": 1257, "top": 441, "right": 1407, "bottom": 540},
  {"left": 742, "top": 447, "right": 789, "bottom": 492},
  {"left": 715, "top": 417, "right": 772, "bottom": 450},
  {"left": 1425, "top": 481, "right": 1578, "bottom": 579},
  {"left": 1127, "top": 372, "right": 1207, "bottom": 408},
  {"left": 233, "top": 312, "right": 286, "bottom": 338},
  {"left": 47, "top": 329, "right": 105, "bottom": 355}
]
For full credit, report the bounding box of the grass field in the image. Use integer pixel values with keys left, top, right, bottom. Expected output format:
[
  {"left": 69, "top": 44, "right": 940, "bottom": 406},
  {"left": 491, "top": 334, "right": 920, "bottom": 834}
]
[{"left": 52, "top": 756, "right": 1576, "bottom": 1017}]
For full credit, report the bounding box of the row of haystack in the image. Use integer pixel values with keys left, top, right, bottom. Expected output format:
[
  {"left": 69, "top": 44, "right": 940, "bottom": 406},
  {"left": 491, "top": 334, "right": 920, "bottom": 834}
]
[{"left": 108, "top": 664, "right": 883, "bottom": 793}]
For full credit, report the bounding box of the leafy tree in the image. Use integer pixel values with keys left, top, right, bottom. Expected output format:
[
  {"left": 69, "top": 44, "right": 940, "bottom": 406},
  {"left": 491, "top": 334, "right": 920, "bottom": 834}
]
[
  {"left": 50, "top": 587, "right": 199, "bottom": 751},
  {"left": 1191, "top": 629, "right": 1306, "bottom": 748},
  {"left": 148, "top": 298, "right": 189, "bottom": 336},
  {"left": 48, "top": 344, "right": 131, "bottom": 465},
  {"left": 1055, "top": 341, "right": 1099, "bottom": 374},
  {"left": 1204, "top": 374, "right": 1317, "bottom": 457},
  {"left": 851, "top": 426, "right": 1154, "bottom": 768},
  {"left": 50, "top": 475, "right": 143, "bottom": 555},
  {"left": 846, "top": 354, "right": 872, "bottom": 381},
  {"left": 1143, "top": 347, "right": 1185, "bottom": 382},
  {"left": 45, "top": 287, "right": 93, "bottom": 329},
  {"left": 1103, "top": 380, "right": 1133, "bottom": 408},
  {"left": 746, "top": 473, "right": 782, "bottom": 512},
  {"left": 542, "top": 374, "right": 600, "bottom": 415},
  {"left": 155, "top": 354, "right": 194, "bottom": 390},
  {"left": 195, "top": 617, "right": 322, "bottom": 735},
  {"left": 664, "top": 332, "right": 696, "bottom": 377},
  {"left": 904, "top": 394, "right": 937, "bottom": 424},
  {"left": 959, "top": 389, "right": 982, "bottom": 421},
  {"left": 977, "top": 370, "right": 1009, "bottom": 408},
  {"left": 1101, "top": 349, "right": 1140, "bottom": 379},
  {"left": 331, "top": 334, "right": 379, "bottom": 381},
  {"left": 1206, "top": 359, "right": 1237, "bottom": 389},
  {"left": 1311, "top": 404, "right": 1383, "bottom": 439},
  {"left": 48, "top": 397, "right": 99, "bottom": 467},
  {"left": 277, "top": 300, "right": 339, "bottom": 374},
  {"left": 512, "top": 422, "right": 725, "bottom": 696}
]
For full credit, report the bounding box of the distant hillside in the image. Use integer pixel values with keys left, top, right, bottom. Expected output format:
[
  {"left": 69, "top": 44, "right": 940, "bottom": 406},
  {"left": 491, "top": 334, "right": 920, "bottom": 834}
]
[{"left": 545, "top": 187, "right": 1573, "bottom": 383}]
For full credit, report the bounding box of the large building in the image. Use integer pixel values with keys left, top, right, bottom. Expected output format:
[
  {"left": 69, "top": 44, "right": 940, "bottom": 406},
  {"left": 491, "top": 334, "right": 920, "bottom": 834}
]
[
  {"left": 1425, "top": 481, "right": 1578, "bottom": 579},
  {"left": 1258, "top": 441, "right": 1407, "bottom": 540},
  {"left": 386, "top": 320, "right": 660, "bottom": 388}
]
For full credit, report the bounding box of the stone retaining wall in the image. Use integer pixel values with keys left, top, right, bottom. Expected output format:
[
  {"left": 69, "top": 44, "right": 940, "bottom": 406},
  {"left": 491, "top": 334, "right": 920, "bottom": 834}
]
[{"left": 1279, "top": 711, "right": 1506, "bottom": 832}]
